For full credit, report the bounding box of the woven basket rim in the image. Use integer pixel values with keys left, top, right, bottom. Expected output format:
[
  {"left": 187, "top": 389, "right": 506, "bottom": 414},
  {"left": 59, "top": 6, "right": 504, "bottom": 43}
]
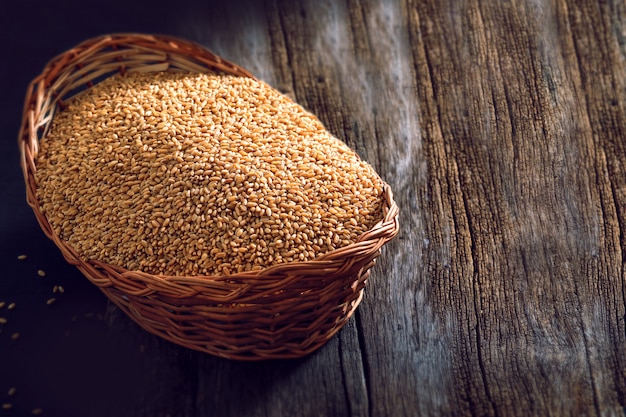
[{"left": 18, "top": 32, "right": 400, "bottom": 288}]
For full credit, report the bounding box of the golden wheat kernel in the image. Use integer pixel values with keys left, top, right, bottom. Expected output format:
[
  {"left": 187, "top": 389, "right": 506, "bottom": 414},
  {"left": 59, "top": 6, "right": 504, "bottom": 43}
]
[
  {"left": 7, "top": 387, "right": 15, "bottom": 396},
  {"left": 37, "top": 269, "right": 46, "bottom": 277},
  {"left": 17, "top": 255, "right": 27, "bottom": 261},
  {"left": 7, "top": 303, "right": 15, "bottom": 310},
  {"left": 0, "top": 318, "right": 6, "bottom": 324},
  {"left": 11, "top": 333, "right": 19, "bottom": 340},
  {"left": 32, "top": 408, "right": 44, "bottom": 415},
  {"left": 2, "top": 403, "right": 12, "bottom": 410},
  {"left": 46, "top": 298, "right": 56, "bottom": 306}
]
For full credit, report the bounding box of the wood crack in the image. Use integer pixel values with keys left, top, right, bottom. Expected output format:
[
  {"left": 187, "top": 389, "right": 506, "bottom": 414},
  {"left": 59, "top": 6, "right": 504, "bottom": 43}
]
[
  {"left": 338, "top": 335, "right": 355, "bottom": 417},
  {"left": 572, "top": 273, "right": 603, "bottom": 416},
  {"left": 458, "top": 186, "right": 499, "bottom": 417},
  {"left": 355, "top": 310, "right": 373, "bottom": 417},
  {"left": 604, "top": 163, "right": 626, "bottom": 407},
  {"left": 268, "top": 0, "right": 298, "bottom": 101}
]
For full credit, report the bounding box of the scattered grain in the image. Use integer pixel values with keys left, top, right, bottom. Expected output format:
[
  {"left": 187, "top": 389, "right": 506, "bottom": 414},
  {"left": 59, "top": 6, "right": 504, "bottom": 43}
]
[
  {"left": 0, "top": 302, "right": 5, "bottom": 309},
  {"left": 37, "top": 270, "right": 46, "bottom": 277},
  {"left": 32, "top": 408, "right": 44, "bottom": 415},
  {"left": 11, "top": 333, "right": 19, "bottom": 340},
  {"left": 46, "top": 298, "right": 56, "bottom": 306},
  {"left": 35, "top": 71, "right": 384, "bottom": 276},
  {"left": 7, "top": 303, "right": 15, "bottom": 310},
  {"left": 0, "top": 318, "right": 7, "bottom": 324},
  {"left": 1, "top": 403, "right": 11, "bottom": 410},
  {"left": 17, "top": 255, "right": 27, "bottom": 261},
  {"left": 7, "top": 387, "right": 15, "bottom": 396}
]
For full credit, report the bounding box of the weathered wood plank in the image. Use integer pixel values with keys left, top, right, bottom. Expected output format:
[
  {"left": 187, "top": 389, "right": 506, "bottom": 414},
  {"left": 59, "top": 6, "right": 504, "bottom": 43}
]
[
  {"left": 189, "top": 3, "right": 373, "bottom": 416},
  {"left": 400, "top": 0, "right": 626, "bottom": 415}
]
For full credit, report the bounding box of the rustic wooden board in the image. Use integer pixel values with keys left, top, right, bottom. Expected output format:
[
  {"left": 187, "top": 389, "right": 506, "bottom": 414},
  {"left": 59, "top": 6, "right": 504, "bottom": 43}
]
[{"left": 1, "top": 0, "right": 626, "bottom": 416}]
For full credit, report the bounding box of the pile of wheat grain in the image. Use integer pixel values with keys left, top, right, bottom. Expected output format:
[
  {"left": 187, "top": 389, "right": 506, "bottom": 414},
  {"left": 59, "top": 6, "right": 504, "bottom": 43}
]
[{"left": 35, "top": 71, "right": 384, "bottom": 276}]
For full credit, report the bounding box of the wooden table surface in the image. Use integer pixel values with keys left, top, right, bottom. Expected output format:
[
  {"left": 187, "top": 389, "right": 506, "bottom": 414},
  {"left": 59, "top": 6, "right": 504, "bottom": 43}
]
[{"left": 1, "top": 0, "right": 625, "bottom": 416}]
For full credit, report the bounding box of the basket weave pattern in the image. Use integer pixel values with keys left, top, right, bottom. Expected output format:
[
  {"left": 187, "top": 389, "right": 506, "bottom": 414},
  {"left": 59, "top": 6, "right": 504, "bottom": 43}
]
[{"left": 18, "top": 34, "right": 400, "bottom": 360}]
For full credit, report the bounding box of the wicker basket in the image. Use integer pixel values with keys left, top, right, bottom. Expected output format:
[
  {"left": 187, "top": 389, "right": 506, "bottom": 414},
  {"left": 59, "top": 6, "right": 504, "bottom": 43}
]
[{"left": 18, "top": 33, "right": 400, "bottom": 360}]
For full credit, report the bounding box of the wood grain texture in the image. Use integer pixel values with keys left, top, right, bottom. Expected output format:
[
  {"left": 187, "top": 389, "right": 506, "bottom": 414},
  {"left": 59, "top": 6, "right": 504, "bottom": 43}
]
[{"left": 4, "top": 0, "right": 626, "bottom": 415}]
